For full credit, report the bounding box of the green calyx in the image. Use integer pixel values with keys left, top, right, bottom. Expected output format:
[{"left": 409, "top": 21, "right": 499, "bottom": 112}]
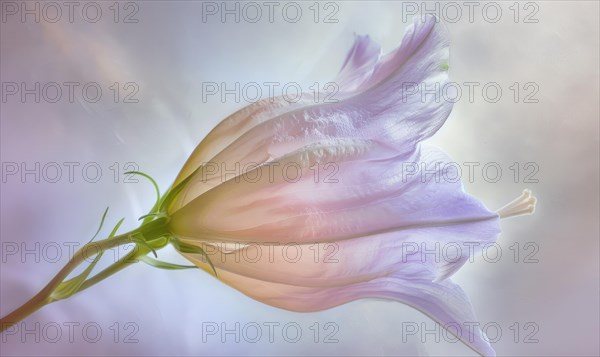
[
  {"left": 125, "top": 171, "right": 216, "bottom": 275},
  {"left": 51, "top": 171, "right": 216, "bottom": 302}
]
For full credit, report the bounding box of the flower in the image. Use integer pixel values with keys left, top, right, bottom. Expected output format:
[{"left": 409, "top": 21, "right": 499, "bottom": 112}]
[{"left": 163, "top": 15, "right": 535, "bottom": 357}]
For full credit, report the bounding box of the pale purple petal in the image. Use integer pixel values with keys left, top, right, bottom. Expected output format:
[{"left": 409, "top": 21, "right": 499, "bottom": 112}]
[
  {"left": 181, "top": 257, "right": 495, "bottom": 357},
  {"left": 173, "top": 30, "right": 381, "bottom": 187},
  {"left": 170, "top": 145, "right": 500, "bottom": 247},
  {"left": 334, "top": 34, "right": 381, "bottom": 92},
  {"left": 169, "top": 15, "right": 498, "bottom": 357},
  {"left": 169, "top": 15, "right": 450, "bottom": 211},
  {"left": 180, "top": 216, "right": 498, "bottom": 287}
]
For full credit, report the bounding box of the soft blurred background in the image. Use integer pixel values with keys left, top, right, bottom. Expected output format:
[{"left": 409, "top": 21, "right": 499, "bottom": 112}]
[{"left": 1, "top": 1, "right": 598, "bottom": 356}]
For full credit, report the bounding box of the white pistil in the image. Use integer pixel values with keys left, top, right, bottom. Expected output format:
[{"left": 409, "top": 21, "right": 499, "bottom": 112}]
[{"left": 496, "top": 189, "right": 537, "bottom": 219}]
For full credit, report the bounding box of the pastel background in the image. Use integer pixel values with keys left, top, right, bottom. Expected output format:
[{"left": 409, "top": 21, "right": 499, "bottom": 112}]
[{"left": 1, "top": 1, "right": 598, "bottom": 356}]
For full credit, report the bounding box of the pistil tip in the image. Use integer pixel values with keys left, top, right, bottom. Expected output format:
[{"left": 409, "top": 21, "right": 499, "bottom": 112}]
[{"left": 497, "top": 189, "right": 537, "bottom": 219}]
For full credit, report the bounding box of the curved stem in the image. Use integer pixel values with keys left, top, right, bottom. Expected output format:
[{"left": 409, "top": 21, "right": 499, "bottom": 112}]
[{"left": 0, "top": 233, "right": 134, "bottom": 333}]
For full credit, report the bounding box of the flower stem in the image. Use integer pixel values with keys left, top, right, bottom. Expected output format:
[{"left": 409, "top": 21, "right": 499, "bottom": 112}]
[{"left": 0, "top": 233, "right": 141, "bottom": 333}]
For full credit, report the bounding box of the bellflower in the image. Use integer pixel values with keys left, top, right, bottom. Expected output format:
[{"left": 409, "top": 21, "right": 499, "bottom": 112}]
[
  {"left": 0, "top": 15, "right": 536, "bottom": 357},
  {"left": 163, "top": 15, "right": 534, "bottom": 357}
]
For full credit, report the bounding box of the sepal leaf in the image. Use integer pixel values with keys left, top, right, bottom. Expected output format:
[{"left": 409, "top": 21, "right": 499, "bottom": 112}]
[
  {"left": 138, "top": 255, "right": 197, "bottom": 270},
  {"left": 171, "top": 239, "right": 217, "bottom": 277}
]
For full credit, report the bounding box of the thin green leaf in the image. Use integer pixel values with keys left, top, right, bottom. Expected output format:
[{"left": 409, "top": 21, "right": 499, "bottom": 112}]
[
  {"left": 129, "top": 234, "right": 158, "bottom": 258},
  {"left": 171, "top": 240, "right": 217, "bottom": 277},
  {"left": 138, "top": 213, "right": 158, "bottom": 221},
  {"left": 125, "top": 171, "right": 160, "bottom": 211},
  {"left": 89, "top": 207, "right": 109, "bottom": 243},
  {"left": 157, "top": 172, "right": 196, "bottom": 213},
  {"left": 138, "top": 255, "right": 198, "bottom": 270},
  {"left": 51, "top": 209, "right": 123, "bottom": 301},
  {"left": 108, "top": 218, "right": 125, "bottom": 239}
]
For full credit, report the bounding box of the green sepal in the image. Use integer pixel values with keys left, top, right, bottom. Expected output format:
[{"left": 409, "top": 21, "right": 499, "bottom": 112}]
[
  {"left": 138, "top": 213, "right": 158, "bottom": 221},
  {"left": 90, "top": 207, "right": 110, "bottom": 242},
  {"left": 124, "top": 171, "right": 164, "bottom": 225},
  {"left": 109, "top": 218, "right": 125, "bottom": 239},
  {"left": 157, "top": 167, "right": 199, "bottom": 213},
  {"left": 138, "top": 255, "right": 198, "bottom": 270},
  {"left": 125, "top": 171, "right": 160, "bottom": 206},
  {"left": 129, "top": 233, "right": 158, "bottom": 258},
  {"left": 171, "top": 239, "right": 217, "bottom": 277}
]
